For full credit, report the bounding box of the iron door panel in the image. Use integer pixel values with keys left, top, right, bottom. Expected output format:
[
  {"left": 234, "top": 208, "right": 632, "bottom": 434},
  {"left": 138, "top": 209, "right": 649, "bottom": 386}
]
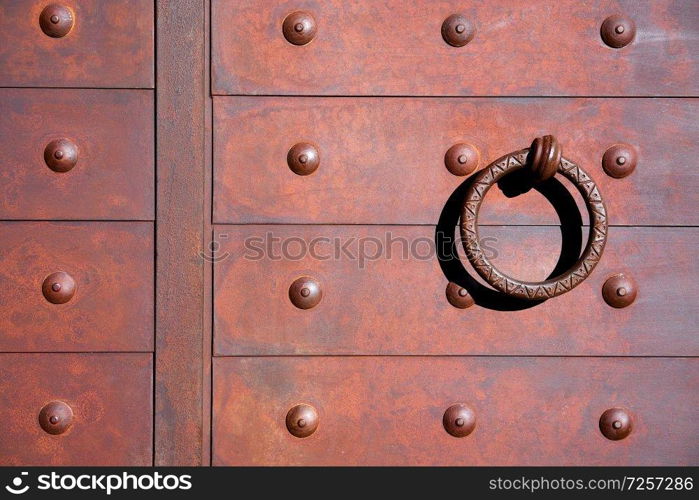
[
  {"left": 0, "top": 222, "right": 154, "bottom": 352},
  {"left": 213, "top": 225, "right": 698, "bottom": 356},
  {"left": 0, "top": 353, "right": 152, "bottom": 466},
  {"left": 212, "top": 356, "right": 698, "bottom": 465},
  {"left": 0, "top": 0, "right": 154, "bottom": 88},
  {"left": 212, "top": 0, "right": 698, "bottom": 96},
  {"left": 213, "top": 97, "right": 699, "bottom": 225},
  {"left": 0, "top": 89, "right": 154, "bottom": 220}
]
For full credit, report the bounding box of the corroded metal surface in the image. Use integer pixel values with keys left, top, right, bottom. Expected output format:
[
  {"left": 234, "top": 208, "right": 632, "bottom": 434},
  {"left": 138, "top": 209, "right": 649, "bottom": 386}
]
[
  {"left": 0, "top": 353, "right": 152, "bottom": 466},
  {"left": 0, "top": 222, "right": 153, "bottom": 352},
  {"left": 212, "top": 357, "right": 699, "bottom": 465},
  {"left": 213, "top": 97, "right": 699, "bottom": 225},
  {"left": 0, "top": 89, "right": 154, "bottom": 220},
  {"left": 212, "top": 0, "right": 698, "bottom": 96},
  {"left": 213, "top": 225, "right": 698, "bottom": 355},
  {"left": 155, "top": 0, "right": 207, "bottom": 465},
  {"left": 0, "top": 0, "right": 154, "bottom": 87}
]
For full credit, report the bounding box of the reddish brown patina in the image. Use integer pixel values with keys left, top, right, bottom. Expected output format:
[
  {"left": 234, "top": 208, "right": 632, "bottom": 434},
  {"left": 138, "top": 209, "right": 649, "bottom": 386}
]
[
  {"left": 154, "top": 0, "right": 207, "bottom": 465},
  {"left": 213, "top": 225, "right": 698, "bottom": 356},
  {"left": 0, "top": 0, "right": 154, "bottom": 88},
  {"left": 212, "top": 0, "right": 698, "bottom": 96},
  {"left": 0, "top": 353, "right": 152, "bottom": 466},
  {"left": 212, "top": 357, "right": 698, "bottom": 465},
  {"left": 213, "top": 97, "right": 698, "bottom": 225},
  {"left": 0, "top": 222, "right": 153, "bottom": 352},
  {"left": 1, "top": 0, "right": 697, "bottom": 467},
  {"left": 0, "top": 89, "right": 154, "bottom": 220}
]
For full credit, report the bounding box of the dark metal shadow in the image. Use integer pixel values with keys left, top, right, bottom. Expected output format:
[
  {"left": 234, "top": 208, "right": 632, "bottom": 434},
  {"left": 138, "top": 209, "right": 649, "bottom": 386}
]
[{"left": 435, "top": 169, "right": 583, "bottom": 311}]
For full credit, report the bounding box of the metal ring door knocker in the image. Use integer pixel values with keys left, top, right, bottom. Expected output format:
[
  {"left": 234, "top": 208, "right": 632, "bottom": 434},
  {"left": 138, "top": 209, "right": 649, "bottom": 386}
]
[{"left": 460, "top": 136, "right": 608, "bottom": 300}]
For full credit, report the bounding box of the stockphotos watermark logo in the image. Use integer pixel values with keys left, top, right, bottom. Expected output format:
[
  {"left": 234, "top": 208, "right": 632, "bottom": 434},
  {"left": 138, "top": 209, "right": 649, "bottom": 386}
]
[
  {"left": 199, "top": 231, "right": 501, "bottom": 269},
  {"left": 3, "top": 471, "right": 192, "bottom": 496},
  {"left": 5, "top": 472, "right": 29, "bottom": 495}
]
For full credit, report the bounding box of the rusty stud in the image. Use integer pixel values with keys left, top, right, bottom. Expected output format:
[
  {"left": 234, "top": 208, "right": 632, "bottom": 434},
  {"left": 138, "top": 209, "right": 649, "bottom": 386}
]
[
  {"left": 528, "top": 135, "right": 561, "bottom": 182},
  {"left": 44, "top": 138, "right": 78, "bottom": 173},
  {"left": 601, "top": 15, "right": 636, "bottom": 49},
  {"left": 443, "top": 404, "right": 476, "bottom": 437},
  {"left": 42, "top": 271, "right": 76, "bottom": 305},
  {"left": 289, "top": 276, "right": 322, "bottom": 309},
  {"left": 283, "top": 11, "right": 317, "bottom": 46},
  {"left": 599, "top": 407, "right": 633, "bottom": 440},
  {"left": 441, "top": 14, "right": 475, "bottom": 47},
  {"left": 445, "top": 282, "right": 475, "bottom": 309},
  {"left": 444, "top": 143, "right": 480, "bottom": 176},
  {"left": 39, "top": 401, "right": 73, "bottom": 435},
  {"left": 287, "top": 143, "right": 320, "bottom": 176},
  {"left": 602, "top": 143, "right": 638, "bottom": 178},
  {"left": 39, "top": 4, "right": 74, "bottom": 38},
  {"left": 286, "top": 403, "right": 319, "bottom": 438},
  {"left": 602, "top": 273, "right": 637, "bottom": 308}
]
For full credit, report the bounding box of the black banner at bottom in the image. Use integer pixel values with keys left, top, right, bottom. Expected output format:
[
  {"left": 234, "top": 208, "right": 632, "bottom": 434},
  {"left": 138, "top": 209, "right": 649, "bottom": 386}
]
[{"left": 0, "top": 467, "right": 695, "bottom": 498}]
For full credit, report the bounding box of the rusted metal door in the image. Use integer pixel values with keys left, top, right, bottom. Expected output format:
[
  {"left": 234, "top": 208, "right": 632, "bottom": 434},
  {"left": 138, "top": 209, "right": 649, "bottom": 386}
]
[
  {"left": 0, "top": 1, "right": 155, "bottom": 465},
  {"left": 1, "top": 0, "right": 697, "bottom": 467},
  {"left": 210, "top": 0, "right": 699, "bottom": 465}
]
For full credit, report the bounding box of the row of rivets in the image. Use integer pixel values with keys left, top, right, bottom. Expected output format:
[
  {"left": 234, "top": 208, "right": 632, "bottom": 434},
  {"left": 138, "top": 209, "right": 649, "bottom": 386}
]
[
  {"left": 287, "top": 142, "right": 638, "bottom": 179},
  {"left": 288, "top": 273, "right": 638, "bottom": 309},
  {"left": 35, "top": 399, "right": 632, "bottom": 441},
  {"left": 446, "top": 275, "right": 637, "bottom": 310},
  {"left": 281, "top": 11, "right": 636, "bottom": 49},
  {"left": 39, "top": 5, "right": 636, "bottom": 50},
  {"left": 42, "top": 138, "right": 637, "bottom": 181},
  {"left": 285, "top": 403, "right": 633, "bottom": 440},
  {"left": 289, "top": 276, "right": 636, "bottom": 311},
  {"left": 44, "top": 138, "right": 636, "bottom": 179}
]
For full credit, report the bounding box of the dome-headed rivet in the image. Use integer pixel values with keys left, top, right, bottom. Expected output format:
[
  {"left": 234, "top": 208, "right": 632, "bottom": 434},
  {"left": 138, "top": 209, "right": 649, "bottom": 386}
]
[
  {"left": 39, "top": 401, "right": 73, "bottom": 435},
  {"left": 42, "top": 271, "right": 76, "bottom": 304},
  {"left": 599, "top": 407, "right": 633, "bottom": 440},
  {"left": 602, "top": 143, "right": 637, "bottom": 178},
  {"left": 601, "top": 15, "right": 636, "bottom": 48},
  {"left": 445, "top": 143, "right": 480, "bottom": 176},
  {"left": 44, "top": 138, "right": 78, "bottom": 173},
  {"left": 288, "top": 142, "right": 320, "bottom": 176},
  {"left": 446, "top": 282, "right": 474, "bottom": 309},
  {"left": 286, "top": 404, "right": 318, "bottom": 438},
  {"left": 442, "top": 14, "right": 475, "bottom": 47},
  {"left": 289, "top": 276, "right": 322, "bottom": 309},
  {"left": 602, "top": 273, "right": 637, "bottom": 308},
  {"left": 39, "top": 4, "right": 74, "bottom": 38},
  {"left": 443, "top": 404, "right": 476, "bottom": 437},
  {"left": 283, "top": 11, "right": 317, "bottom": 45}
]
